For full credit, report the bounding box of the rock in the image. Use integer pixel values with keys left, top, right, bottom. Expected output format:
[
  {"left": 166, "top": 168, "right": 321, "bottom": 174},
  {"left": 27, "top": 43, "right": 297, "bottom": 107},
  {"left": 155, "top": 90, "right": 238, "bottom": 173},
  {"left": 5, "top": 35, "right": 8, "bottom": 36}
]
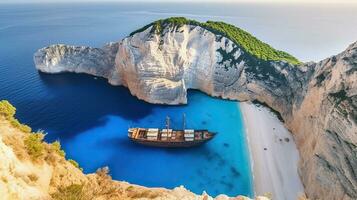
[
  {"left": 33, "top": 19, "right": 357, "bottom": 199},
  {"left": 34, "top": 43, "right": 120, "bottom": 85},
  {"left": 289, "top": 42, "right": 357, "bottom": 200}
]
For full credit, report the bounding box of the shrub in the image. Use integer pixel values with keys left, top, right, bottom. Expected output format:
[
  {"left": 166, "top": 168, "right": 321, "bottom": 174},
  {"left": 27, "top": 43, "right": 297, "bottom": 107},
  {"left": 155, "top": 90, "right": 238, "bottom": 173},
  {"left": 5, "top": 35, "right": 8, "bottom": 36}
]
[
  {"left": 130, "top": 17, "right": 301, "bottom": 65},
  {"left": 201, "top": 21, "right": 301, "bottom": 65},
  {"left": 0, "top": 100, "right": 31, "bottom": 133},
  {"left": 126, "top": 186, "right": 134, "bottom": 191},
  {"left": 0, "top": 100, "right": 16, "bottom": 117},
  {"left": 96, "top": 167, "right": 110, "bottom": 178},
  {"left": 28, "top": 173, "right": 39, "bottom": 182},
  {"left": 51, "top": 184, "right": 85, "bottom": 200},
  {"left": 51, "top": 140, "right": 65, "bottom": 157},
  {"left": 127, "top": 189, "right": 159, "bottom": 199},
  {"left": 24, "top": 132, "right": 45, "bottom": 160},
  {"left": 68, "top": 159, "right": 83, "bottom": 171},
  {"left": 9, "top": 118, "right": 32, "bottom": 133}
]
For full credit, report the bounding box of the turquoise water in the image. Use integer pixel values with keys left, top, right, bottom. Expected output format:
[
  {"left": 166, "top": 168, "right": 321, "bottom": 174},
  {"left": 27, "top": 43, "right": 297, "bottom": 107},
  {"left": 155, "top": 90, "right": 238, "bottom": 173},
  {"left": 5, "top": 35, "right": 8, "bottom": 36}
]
[
  {"left": 65, "top": 87, "right": 253, "bottom": 196},
  {"left": 0, "top": 3, "right": 254, "bottom": 197},
  {"left": 2, "top": 2, "right": 355, "bottom": 197}
]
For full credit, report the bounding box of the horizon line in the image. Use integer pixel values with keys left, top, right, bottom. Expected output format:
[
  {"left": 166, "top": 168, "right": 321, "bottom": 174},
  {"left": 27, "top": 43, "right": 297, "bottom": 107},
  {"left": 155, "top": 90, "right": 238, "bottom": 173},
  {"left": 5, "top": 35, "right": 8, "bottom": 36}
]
[{"left": 1, "top": 0, "right": 357, "bottom": 5}]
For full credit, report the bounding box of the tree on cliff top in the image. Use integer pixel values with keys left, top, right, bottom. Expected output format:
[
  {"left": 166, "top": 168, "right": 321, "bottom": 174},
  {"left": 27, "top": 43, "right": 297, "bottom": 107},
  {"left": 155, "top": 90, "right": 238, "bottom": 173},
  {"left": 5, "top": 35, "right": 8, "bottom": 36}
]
[{"left": 130, "top": 17, "right": 301, "bottom": 65}]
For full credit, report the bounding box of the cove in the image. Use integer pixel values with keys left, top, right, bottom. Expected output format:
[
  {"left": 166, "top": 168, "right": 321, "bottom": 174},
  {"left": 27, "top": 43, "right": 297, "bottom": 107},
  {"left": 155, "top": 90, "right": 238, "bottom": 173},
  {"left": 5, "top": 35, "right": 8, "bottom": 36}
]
[
  {"left": 0, "top": 3, "right": 261, "bottom": 197},
  {"left": 41, "top": 74, "right": 253, "bottom": 197}
]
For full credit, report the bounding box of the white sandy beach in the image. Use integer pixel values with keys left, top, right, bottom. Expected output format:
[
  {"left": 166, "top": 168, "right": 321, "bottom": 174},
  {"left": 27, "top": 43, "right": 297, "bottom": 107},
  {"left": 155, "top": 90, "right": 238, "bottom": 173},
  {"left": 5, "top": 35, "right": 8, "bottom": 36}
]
[{"left": 240, "top": 102, "right": 304, "bottom": 200}]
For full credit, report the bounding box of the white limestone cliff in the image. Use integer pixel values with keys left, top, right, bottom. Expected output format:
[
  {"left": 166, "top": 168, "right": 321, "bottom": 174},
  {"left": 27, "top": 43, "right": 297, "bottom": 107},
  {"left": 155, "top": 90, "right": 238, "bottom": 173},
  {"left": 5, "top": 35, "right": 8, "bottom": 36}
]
[
  {"left": 34, "top": 22, "right": 357, "bottom": 200},
  {"left": 35, "top": 25, "right": 244, "bottom": 104}
]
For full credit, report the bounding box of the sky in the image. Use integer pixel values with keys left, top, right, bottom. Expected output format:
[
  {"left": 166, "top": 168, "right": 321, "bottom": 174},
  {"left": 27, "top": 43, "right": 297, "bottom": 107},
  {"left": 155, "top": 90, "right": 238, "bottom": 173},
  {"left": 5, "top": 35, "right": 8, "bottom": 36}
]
[{"left": 0, "top": 0, "right": 356, "bottom": 4}]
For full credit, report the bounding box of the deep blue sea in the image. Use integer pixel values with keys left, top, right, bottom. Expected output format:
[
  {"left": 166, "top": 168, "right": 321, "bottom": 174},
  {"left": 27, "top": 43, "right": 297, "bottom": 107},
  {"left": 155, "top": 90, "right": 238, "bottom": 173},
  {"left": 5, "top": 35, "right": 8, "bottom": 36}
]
[{"left": 1, "top": 2, "right": 357, "bottom": 197}]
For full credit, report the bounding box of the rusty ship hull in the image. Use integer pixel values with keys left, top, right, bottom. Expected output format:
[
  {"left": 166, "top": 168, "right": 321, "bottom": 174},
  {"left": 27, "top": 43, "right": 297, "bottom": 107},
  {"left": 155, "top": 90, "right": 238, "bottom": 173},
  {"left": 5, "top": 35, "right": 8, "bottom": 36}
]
[{"left": 128, "top": 128, "right": 215, "bottom": 148}]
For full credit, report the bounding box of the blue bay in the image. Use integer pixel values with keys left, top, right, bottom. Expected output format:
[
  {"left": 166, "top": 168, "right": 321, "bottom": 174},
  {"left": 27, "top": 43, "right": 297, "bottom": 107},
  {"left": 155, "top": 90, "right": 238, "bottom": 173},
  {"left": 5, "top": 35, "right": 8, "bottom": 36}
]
[
  {"left": 2, "top": 2, "right": 356, "bottom": 197},
  {"left": 0, "top": 3, "right": 257, "bottom": 197}
]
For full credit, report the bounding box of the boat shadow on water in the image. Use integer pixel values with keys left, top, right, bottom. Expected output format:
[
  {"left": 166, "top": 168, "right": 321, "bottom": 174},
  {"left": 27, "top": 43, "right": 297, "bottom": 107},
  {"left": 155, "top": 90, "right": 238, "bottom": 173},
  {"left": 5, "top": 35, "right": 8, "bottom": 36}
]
[
  {"left": 100, "top": 135, "right": 214, "bottom": 154},
  {"left": 100, "top": 136, "right": 242, "bottom": 194},
  {"left": 102, "top": 134, "right": 241, "bottom": 176}
]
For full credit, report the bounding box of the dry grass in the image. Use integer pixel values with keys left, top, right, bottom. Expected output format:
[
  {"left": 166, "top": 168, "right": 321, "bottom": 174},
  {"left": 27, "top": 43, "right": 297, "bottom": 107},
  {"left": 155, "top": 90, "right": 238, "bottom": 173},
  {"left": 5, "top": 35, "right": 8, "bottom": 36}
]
[
  {"left": 0, "top": 100, "right": 31, "bottom": 133},
  {"left": 24, "top": 131, "right": 45, "bottom": 160},
  {"left": 90, "top": 167, "right": 123, "bottom": 198},
  {"left": 45, "top": 151, "right": 58, "bottom": 164},
  {"left": 51, "top": 167, "right": 125, "bottom": 200},
  {"left": 1, "top": 176, "right": 8, "bottom": 183},
  {"left": 127, "top": 189, "right": 160, "bottom": 199},
  {"left": 124, "top": 181, "right": 160, "bottom": 199},
  {"left": 50, "top": 141, "right": 65, "bottom": 157},
  {"left": 28, "top": 173, "right": 39, "bottom": 182},
  {"left": 68, "top": 159, "right": 83, "bottom": 171},
  {"left": 1, "top": 129, "right": 27, "bottom": 160},
  {"left": 51, "top": 184, "right": 86, "bottom": 200},
  {"left": 9, "top": 118, "right": 32, "bottom": 133},
  {"left": 0, "top": 100, "right": 16, "bottom": 117}
]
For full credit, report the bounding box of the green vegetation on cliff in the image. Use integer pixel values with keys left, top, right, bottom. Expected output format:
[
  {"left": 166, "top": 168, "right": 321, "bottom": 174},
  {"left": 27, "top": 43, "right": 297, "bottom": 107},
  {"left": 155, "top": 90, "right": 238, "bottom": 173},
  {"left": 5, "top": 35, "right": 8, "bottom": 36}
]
[
  {"left": 51, "top": 140, "right": 66, "bottom": 157},
  {"left": 52, "top": 184, "right": 85, "bottom": 200},
  {"left": 0, "top": 100, "right": 32, "bottom": 133},
  {"left": 24, "top": 132, "right": 45, "bottom": 159},
  {"left": 0, "top": 100, "right": 78, "bottom": 164},
  {"left": 130, "top": 17, "right": 300, "bottom": 65},
  {"left": 129, "top": 17, "right": 199, "bottom": 36},
  {"left": 69, "top": 159, "right": 83, "bottom": 171},
  {"left": 201, "top": 21, "right": 301, "bottom": 65}
]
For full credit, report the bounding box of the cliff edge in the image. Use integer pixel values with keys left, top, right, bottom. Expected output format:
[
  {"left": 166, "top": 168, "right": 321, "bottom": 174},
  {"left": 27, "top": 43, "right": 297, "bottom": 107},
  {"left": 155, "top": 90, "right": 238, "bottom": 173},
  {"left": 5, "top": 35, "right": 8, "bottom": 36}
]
[{"left": 34, "top": 17, "right": 357, "bottom": 199}]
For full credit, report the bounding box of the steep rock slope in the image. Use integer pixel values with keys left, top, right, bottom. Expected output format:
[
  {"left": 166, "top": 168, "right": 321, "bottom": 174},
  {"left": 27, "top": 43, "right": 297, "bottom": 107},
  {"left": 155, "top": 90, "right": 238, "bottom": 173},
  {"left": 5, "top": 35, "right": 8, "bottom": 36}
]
[
  {"left": 34, "top": 18, "right": 356, "bottom": 199},
  {"left": 289, "top": 43, "right": 357, "bottom": 199}
]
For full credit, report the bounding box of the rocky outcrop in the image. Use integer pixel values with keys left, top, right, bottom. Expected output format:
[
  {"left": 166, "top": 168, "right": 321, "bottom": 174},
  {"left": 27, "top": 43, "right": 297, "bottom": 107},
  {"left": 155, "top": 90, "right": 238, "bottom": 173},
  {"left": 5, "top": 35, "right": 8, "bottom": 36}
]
[
  {"left": 34, "top": 43, "right": 120, "bottom": 84},
  {"left": 34, "top": 24, "right": 307, "bottom": 112},
  {"left": 34, "top": 19, "right": 356, "bottom": 199},
  {"left": 289, "top": 42, "right": 357, "bottom": 200}
]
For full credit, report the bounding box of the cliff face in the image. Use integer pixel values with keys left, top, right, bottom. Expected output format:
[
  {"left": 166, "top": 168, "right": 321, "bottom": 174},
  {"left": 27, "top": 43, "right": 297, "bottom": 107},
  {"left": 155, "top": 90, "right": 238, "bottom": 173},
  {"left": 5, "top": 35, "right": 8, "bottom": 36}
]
[
  {"left": 35, "top": 24, "right": 307, "bottom": 117},
  {"left": 34, "top": 19, "right": 357, "bottom": 199},
  {"left": 34, "top": 42, "right": 119, "bottom": 80},
  {"left": 289, "top": 43, "right": 357, "bottom": 199}
]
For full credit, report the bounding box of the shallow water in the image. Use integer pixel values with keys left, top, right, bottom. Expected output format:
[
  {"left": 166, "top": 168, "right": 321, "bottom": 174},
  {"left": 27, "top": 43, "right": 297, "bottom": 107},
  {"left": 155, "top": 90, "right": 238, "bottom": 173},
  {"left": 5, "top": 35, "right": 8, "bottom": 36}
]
[
  {"left": 56, "top": 75, "right": 253, "bottom": 196},
  {"left": 8, "top": 72, "right": 254, "bottom": 197},
  {"left": 1, "top": 2, "right": 356, "bottom": 197},
  {"left": 0, "top": 3, "right": 254, "bottom": 195}
]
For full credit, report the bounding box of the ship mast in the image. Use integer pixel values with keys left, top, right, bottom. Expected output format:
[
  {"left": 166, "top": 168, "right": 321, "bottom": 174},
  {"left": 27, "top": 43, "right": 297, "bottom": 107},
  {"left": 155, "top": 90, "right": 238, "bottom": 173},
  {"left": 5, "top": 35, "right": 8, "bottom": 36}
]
[
  {"left": 183, "top": 113, "right": 186, "bottom": 130},
  {"left": 166, "top": 116, "right": 170, "bottom": 131}
]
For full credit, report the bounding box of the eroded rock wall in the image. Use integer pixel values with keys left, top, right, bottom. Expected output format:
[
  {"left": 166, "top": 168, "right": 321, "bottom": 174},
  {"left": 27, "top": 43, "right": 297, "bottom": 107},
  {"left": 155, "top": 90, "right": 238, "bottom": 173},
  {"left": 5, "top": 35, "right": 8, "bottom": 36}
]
[{"left": 289, "top": 43, "right": 357, "bottom": 199}]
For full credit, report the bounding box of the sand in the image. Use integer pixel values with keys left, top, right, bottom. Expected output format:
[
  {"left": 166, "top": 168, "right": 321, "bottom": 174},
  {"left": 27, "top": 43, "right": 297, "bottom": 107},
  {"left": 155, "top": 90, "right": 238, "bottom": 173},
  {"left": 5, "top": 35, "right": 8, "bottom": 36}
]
[{"left": 240, "top": 102, "right": 304, "bottom": 200}]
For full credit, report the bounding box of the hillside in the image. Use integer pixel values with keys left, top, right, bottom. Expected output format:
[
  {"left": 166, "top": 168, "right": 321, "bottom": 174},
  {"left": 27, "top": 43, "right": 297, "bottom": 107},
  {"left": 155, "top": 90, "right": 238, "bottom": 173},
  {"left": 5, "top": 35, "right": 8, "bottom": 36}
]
[
  {"left": 33, "top": 17, "right": 356, "bottom": 199},
  {"left": 130, "top": 17, "right": 301, "bottom": 65}
]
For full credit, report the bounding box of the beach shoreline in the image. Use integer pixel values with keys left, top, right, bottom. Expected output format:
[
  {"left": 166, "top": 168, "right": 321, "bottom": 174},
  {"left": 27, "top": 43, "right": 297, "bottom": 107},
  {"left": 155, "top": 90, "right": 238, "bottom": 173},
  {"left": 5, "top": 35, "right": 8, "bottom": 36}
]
[{"left": 240, "top": 102, "right": 304, "bottom": 200}]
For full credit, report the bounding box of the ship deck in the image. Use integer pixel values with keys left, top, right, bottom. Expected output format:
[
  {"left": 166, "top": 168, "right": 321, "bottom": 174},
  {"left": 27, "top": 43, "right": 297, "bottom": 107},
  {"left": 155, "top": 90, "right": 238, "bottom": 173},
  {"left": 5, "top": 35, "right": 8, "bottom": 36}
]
[{"left": 129, "top": 128, "right": 213, "bottom": 142}]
